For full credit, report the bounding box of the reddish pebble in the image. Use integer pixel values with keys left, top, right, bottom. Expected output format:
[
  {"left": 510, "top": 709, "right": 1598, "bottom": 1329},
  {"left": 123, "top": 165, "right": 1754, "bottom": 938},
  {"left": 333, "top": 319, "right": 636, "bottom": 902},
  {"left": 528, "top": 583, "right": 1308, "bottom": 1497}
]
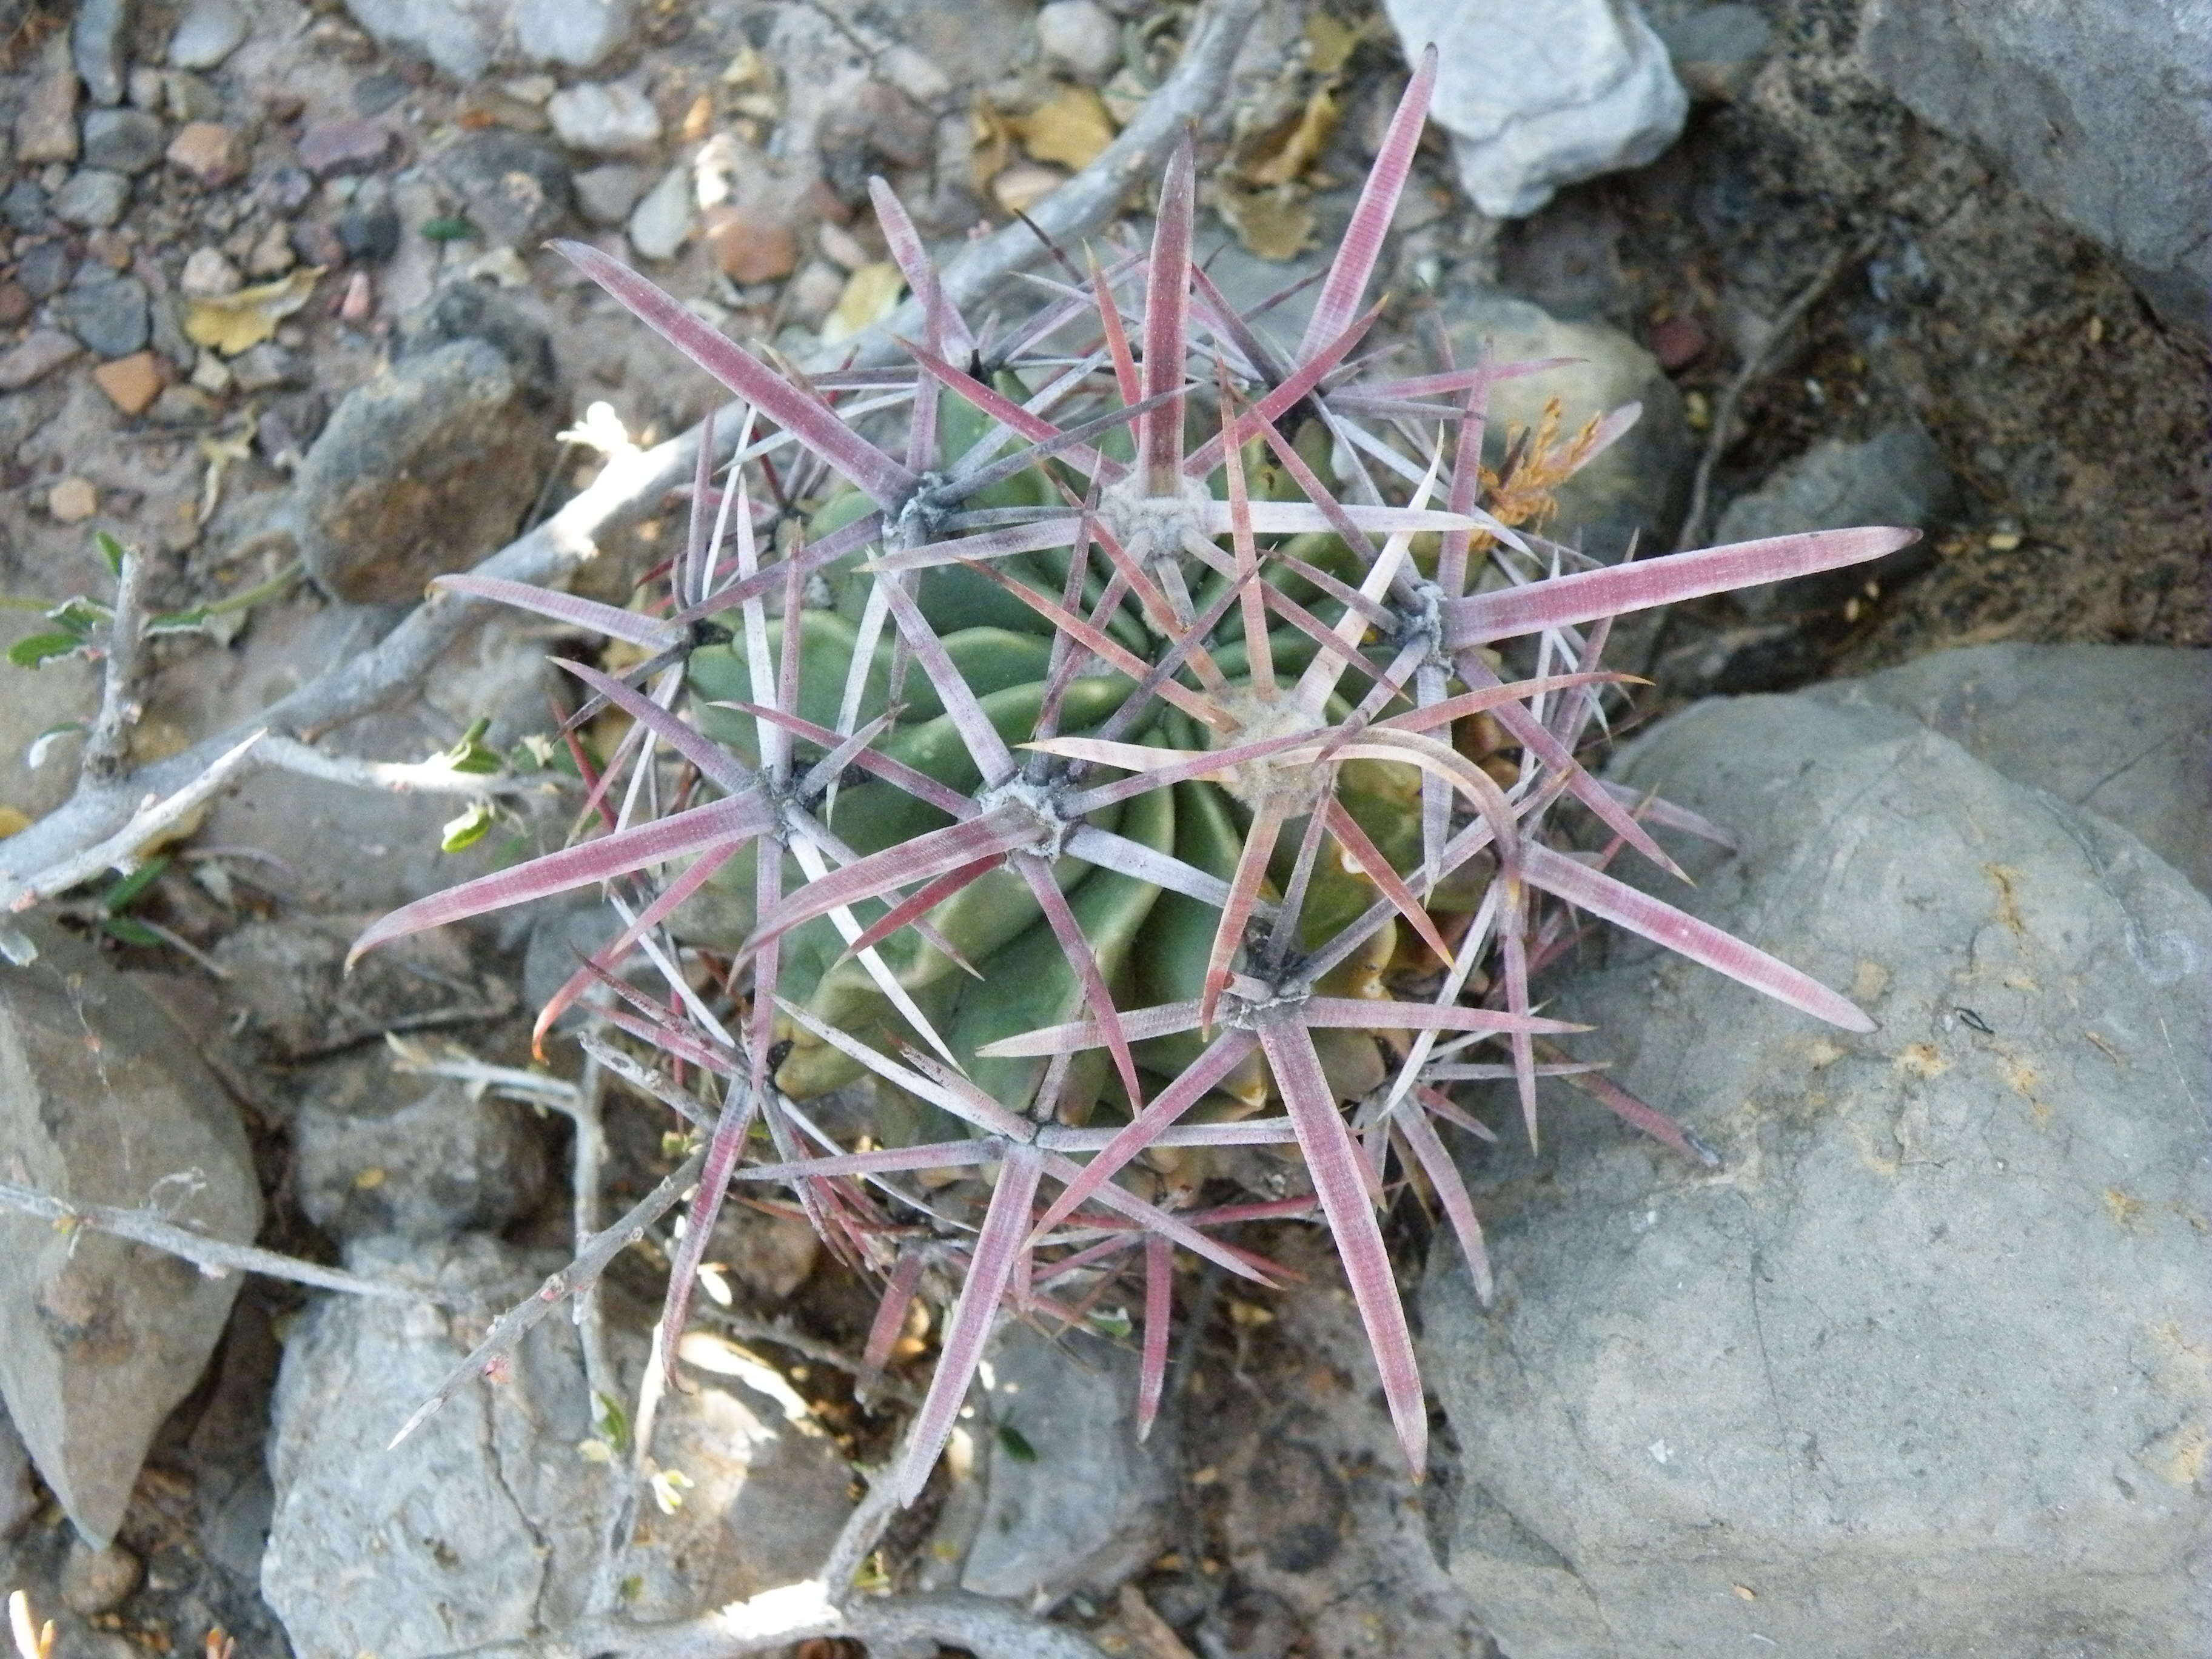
[
  {"left": 340, "top": 269, "right": 372, "bottom": 323},
  {"left": 167, "top": 121, "right": 248, "bottom": 187},
  {"left": 702, "top": 204, "right": 799, "bottom": 286},
  {"left": 92, "top": 350, "right": 164, "bottom": 417},
  {"left": 0, "top": 282, "right": 31, "bottom": 327},
  {"left": 1651, "top": 314, "right": 1708, "bottom": 372},
  {"left": 297, "top": 119, "right": 395, "bottom": 179}
]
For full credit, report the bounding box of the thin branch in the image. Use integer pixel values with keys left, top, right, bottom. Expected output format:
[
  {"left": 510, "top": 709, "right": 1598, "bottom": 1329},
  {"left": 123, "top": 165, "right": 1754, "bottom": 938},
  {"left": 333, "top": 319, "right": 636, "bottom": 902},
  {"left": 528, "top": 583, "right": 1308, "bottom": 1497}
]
[
  {"left": 0, "top": 0, "right": 1265, "bottom": 915},
  {"left": 83, "top": 549, "right": 147, "bottom": 783},
  {"left": 700, "top": 1309, "right": 925, "bottom": 1409},
  {"left": 0, "top": 1178, "right": 445, "bottom": 1304},
  {"left": 256, "top": 736, "right": 560, "bottom": 799}
]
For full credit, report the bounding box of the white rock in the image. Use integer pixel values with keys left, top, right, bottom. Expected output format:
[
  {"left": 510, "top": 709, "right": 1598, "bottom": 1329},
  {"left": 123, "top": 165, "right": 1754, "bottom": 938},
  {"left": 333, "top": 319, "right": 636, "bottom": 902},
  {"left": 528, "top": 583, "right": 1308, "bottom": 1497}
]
[
  {"left": 515, "top": 0, "right": 631, "bottom": 71},
  {"left": 626, "top": 162, "right": 692, "bottom": 261},
  {"left": 180, "top": 245, "right": 244, "bottom": 298},
  {"left": 1036, "top": 0, "right": 1121, "bottom": 83},
  {"left": 1383, "top": 0, "right": 1687, "bottom": 217},
  {"left": 546, "top": 80, "right": 662, "bottom": 159},
  {"left": 167, "top": 0, "right": 249, "bottom": 70},
  {"left": 341, "top": 0, "right": 631, "bottom": 81}
]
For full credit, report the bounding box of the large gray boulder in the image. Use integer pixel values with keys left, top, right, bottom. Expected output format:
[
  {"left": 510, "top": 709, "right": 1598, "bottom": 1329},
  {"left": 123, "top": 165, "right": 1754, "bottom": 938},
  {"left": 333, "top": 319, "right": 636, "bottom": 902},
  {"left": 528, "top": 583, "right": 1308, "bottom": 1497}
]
[
  {"left": 1860, "top": 0, "right": 2212, "bottom": 332},
  {"left": 1421, "top": 675, "right": 2211, "bottom": 1657},
  {"left": 0, "top": 925, "right": 261, "bottom": 1548}
]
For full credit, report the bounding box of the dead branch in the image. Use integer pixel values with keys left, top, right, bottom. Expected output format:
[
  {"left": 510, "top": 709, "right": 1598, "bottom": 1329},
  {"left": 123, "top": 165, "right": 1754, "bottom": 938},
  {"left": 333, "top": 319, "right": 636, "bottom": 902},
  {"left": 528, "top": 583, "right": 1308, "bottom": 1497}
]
[
  {"left": 0, "top": 1177, "right": 447, "bottom": 1304},
  {"left": 82, "top": 547, "right": 148, "bottom": 783},
  {"left": 0, "top": 0, "right": 1265, "bottom": 917},
  {"left": 255, "top": 735, "right": 560, "bottom": 799}
]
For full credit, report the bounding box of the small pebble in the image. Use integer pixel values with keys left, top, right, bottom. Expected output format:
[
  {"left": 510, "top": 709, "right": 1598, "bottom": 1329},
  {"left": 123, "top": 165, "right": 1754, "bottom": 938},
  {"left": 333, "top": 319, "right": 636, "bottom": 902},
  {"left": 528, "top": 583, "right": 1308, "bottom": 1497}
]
[
  {"left": 49, "top": 477, "right": 98, "bottom": 523},
  {"left": 501, "top": 75, "right": 557, "bottom": 106},
  {"left": 625, "top": 163, "right": 692, "bottom": 261},
  {"left": 15, "top": 38, "right": 82, "bottom": 164},
  {"left": 546, "top": 81, "right": 663, "bottom": 158},
  {"left": 53, "top": 273, "right": 150, "bottom": 357},
  {"left": 991, "top": 162, "right": 1065, "bottom": 214},
  {"left": 191, "top": 350, "right": 233, "bottom": 392},
  {"left": 702, "top": 204, "right": 799, "bottom": 285},
  {"left": 350, "top": 70, "right": 410, "bottom": 117},
  {"left": 1650, "top": 314, "right": 1708, "bottom": 370},
  {"left": 1036, "top": 0, "right": 1122, "bottom": 82},
  {"left": 0, "top": 283, "right": 30, "bottom": 326},
  {"left": 149, "top": 384, "right": 217, "bottom": 426},
  {"left": 247, "top": 221, "right": 297, "bottom": 276},
  {"left": 51, "top": 169, "right": 131, "bottom": 230},
  {"left": 72, "top": 0, "right": 130, "bottom": 108},
  {"left": 127, "top": 66, "right": 167, "bottom": 110},
  {"left": 2, "top": 179, "right": 52, "bottom": 233},
  {"left": 817, "top": 220, "right": 870, "bottom": 271},
  {"left": 785, "top": 260, "right": 845, "bottom": 327},
  {"left": 165, "top": 73, "right": 225, "bottom": 124},
  {"left": 167, "top": 122, "right": 248, "bottom": 187},
  {"left": 572, "top": 163, "right": 649, "bottom": 226},
  {"left": 0, "top": 330, "right": 82, "bottom": 390},
  {"left": 293, "top": 220, "right": 350, "bottom": 267},
  {"left": 230, "top": 341, "right": 303, "bottom": 392},
  {"left": 85, "top": 228, "right": 135, "bottom": 270},
  {"left": 340, "top": 270, "right": 373, "bottom": 323},
  {"left": 18, "top": 241, "right": 75, "bottom": 298},
  {"left": 92, "top": 350, "right": 165, "bottom": 416},
  {"left": 81, "top": 108, "right": 168, "bottom": 175},
  {"left": 260, "top": 164, "right": 317, "bottom": 214},
  {"left": 168, "top": 0, "right": 250, "bottom": 71},
  {"left": 298, "top": 119, "right": 397, "bottom": 178},
  {"left": 181, "top": 246, "right": 245, "bottom": 297}
]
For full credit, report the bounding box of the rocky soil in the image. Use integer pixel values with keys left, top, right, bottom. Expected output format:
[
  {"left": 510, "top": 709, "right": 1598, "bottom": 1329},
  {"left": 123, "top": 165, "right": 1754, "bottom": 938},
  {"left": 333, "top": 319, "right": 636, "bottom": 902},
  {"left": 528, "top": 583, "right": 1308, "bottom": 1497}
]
[{"left": 0, "top": 1, "right": 2204, "bottom": 1657}]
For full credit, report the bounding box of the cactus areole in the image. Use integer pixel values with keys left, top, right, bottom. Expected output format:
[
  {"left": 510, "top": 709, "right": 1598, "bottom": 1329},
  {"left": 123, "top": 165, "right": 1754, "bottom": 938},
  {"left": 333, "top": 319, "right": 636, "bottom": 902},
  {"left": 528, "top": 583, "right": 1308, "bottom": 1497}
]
[{"left": 354, "top": 49, "right": 1908, "bottom": 1500}]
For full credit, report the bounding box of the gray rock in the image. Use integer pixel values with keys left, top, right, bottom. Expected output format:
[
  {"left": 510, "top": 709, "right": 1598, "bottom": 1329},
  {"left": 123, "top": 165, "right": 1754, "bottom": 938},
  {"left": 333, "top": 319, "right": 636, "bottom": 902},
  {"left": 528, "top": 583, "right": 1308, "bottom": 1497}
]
[
  {"left": 1422, "top": 690, "right": 2212, "bottom": 1659},
  {"left": 626, "top": 163, "right": 692, "bottom": 262},
  {"left": 72, "top": 0, "right": 130, "bottom": 107},
  {"left": 3, "top": 179, "right": 53, "bottom": 234},
  {"left": 209, "top": 916, "right": 514, "bottom": 1064},
  {"left": 53, "top": 273, "right": 150, "bottom": 357},
  {"left": 1808, "top": 643, "right": 2211, "bottom": 894},
  {"left": 0, "top": 329, "right": 82, "bottom": 391},
  {"left": 546, "top": 81, "right": 661, "bottom": 159},
  {"left": 0, "top": 925, "right": 261, "bottom": 1548},
  {"left": 433, "top": 129, "right": 572, "bottom": 249},
  {"left": 163, "top": 71, "right": 223, "bottom": 124},
  {"left": 80, "top": 109, "right": 166, "bottom": 175},
  {"left": 959, "top": 1323, "right": 1175, "bottom": 1601},
  {"left": 229, "top": 341, "right": 306, "bottom": 393},
  {"left": 572, "top": 163, "right": 649, "bottom": 226},
  {"left": 1384, "top": 0, "right": 1687, "bottom": 217},
  {"left": 261, "top": 1238, "right": 852, "bottom": 1658},
  {"left": 398, "top": 278, "right": 558, "bottom": 405},
  {"left": 293, "top": 337, "right": 555, "bottom": 603},
  {"left": 0, "top": 1406, "right": 37, "bottom": 1540},
  {"left": 16, "top": 240, "right": 75, "bottom": 299},
  {"left": 292, "top": 1053, "right": 549, "bottom": 1243},
  {"left": 1655, "top": 4, "right": 1771, "bottom": 101},
  {"left": 14, "top": 34, "right": 81, "bottom": 163},
  {"left": 1445, "top": 289, "right": 1694, "bottom": 554},
  {"left": 1715, "top": 421, "right": 1952, "bottom": 616},
  {"left": 1036, "top": 0, "right": 1121, "bottom": 82},
  {"left": 167, "top": 0, "right": 248, "bottom": 69},
  {"left": 60, "top": 1539, "right": 142, "bottom": 1615},
  {"left": 1861, "top": 0, "right": 2212, "bottom": 333},
  {"left": 49, "top": 170, "right": 130, "bottom": 230},
  {"left": 337, "top": 175, "right": 401, "bottom": 260},
  {"left": 341, "top": 0, "right": 631, "bottom": 81}
]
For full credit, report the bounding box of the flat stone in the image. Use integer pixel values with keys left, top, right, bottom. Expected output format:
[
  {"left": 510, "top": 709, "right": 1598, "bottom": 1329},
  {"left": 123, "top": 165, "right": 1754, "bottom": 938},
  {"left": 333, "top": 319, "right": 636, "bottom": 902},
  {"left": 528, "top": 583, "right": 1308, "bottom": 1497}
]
[
  {"left": 50, "top": 169, "right": 130, "bottom": 229},
  {"left": 1384, "top": 0, "right": 1687, "bottom": 216},
  {"left": 53, "top": 273, "right": 150, "bottom": 357},
  {"left": 179, "top": 245, "right": 244, "bottom": 298},
  {"left": 260, "top": 1238, "right": 851, "bottom": 1658},
  {"left": 0, "top": 330, "right": 83, "bottom": 390},
  {"left": 1863, "top": 0, "right": 2212, "bottom": 333},
  {"left": 166, "top": 121, "right": 248, "bottom": 187},
  {"left": 16, "top": 240, "right": 75, "bottom": 298},
  {"left": 60, "top": 1540, "right": 142, "bottom": 1616},
  {"left": 72, "top": 0, "right": 130, "bottom": 107},
  {"left": 92, "top": 350, "right": 164, "bottom": 415},
  {"left": 297, "top": 118, "right": 395, "bottom": 178},
  {"left": 546, "top": 80, "right": 662, "bottom": 158},
  {"left": 702, "top": 203, "right": 799, "bottom": 285},
  {"left": 15, "top": 35, "right": 81, "bottom": 163},
  {"left": 571, "top": 162, "right": 648, "bottom": 226},
  {"left": 1421, "top": 684, "right": 2212, "bottom": 1658},
  {"left": 625, "top": 162, "right": 691, "bottom": 261},
  {"left": 48, "top": 477, "right": 99, "bottom": 523},
  {"left": 1715, "top": 421, "right": 1954, "bottom": 617},
  {"left": 0, "top": 923, "right": 261, "bottom": 1547},
  {"left": 81, "top": 108, "right": 167, "bottom": 174},
  {"left": 167, "top": 0, "right": 249, "bottom": 69},
  {"left": 432, "top": 129, "right": 572, "bottom": 248},
  {"left": 290, "top": 1050, "right": 549, "bottom": 1242}
]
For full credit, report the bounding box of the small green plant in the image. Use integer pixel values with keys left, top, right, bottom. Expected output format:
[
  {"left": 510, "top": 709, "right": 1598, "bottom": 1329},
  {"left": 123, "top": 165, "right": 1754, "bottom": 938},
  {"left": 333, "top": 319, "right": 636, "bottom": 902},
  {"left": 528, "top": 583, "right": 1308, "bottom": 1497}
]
[{"left": 355, "top": 50, "right": 1906, "bottom": 1501}]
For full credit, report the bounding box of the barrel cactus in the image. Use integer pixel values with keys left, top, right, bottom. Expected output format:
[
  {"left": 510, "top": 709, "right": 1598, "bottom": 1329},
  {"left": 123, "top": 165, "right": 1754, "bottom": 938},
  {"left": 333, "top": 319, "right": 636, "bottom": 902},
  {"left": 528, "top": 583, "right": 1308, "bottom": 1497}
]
[{"left": 353, "top": 53, "right": 1911, "bottom": 1500}]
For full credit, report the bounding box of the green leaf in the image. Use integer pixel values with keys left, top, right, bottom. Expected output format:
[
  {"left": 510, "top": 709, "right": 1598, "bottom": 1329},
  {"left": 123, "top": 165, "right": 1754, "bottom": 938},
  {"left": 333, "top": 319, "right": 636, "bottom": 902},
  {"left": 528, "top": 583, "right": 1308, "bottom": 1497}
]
[
  {"left": 1088, "top": 1305, "right": 1134, "bottom": 1341},
  {"left": 101, "top": 915, "right": 165, "bottom": 947},
  {"left": 8, "top": 632, "right": 89, "bottom": 669},
  {"left": 421, "top": 215, "right": 477, "bottom": 243},
  {"left": 103, "top": 854, "right": 172, "bottom": 914},
  {"left": 440, "top": 800, "right": 497, "bottom": 853},
  {"left": 47, "top": 598, "right": 108, "bottom": 635},
  {"left": 995, "top": 1422, "right": 1038, "bottom": 1463},
  {"left": 93, "top": 531, "right": 126, "bottom": 578},
  {"left": 591, "top": 1391, "right": 631, "bottom": 1453},
  {"left": 440, "top": 717, "right": 503, "bottom": 776}
]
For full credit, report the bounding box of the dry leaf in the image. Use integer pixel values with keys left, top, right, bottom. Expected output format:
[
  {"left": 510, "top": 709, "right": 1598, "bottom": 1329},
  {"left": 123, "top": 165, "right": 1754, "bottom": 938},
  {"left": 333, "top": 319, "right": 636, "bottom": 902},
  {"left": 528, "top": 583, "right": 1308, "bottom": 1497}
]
[
  {"left": 1304, "top": 11, "right": 1362, "bottom": 75},
  {"left": 183, "top": 267, "right": 323, "bottom": 356},
  {"left": 1236, "top": 81, "right": 1339, "bottom": 189},
  {"left": 1100, "top": 65, "right": 1151, "bottom": 126},
  {"left": 970, "top": 97, "right": 1014, "bottom": 193},
  {"left": 0, "top": 806, "right": 31, "bottom": 839},
  {"left": 991, "top": 162, "right": 1066, "bottom": 215},
  {"left": 1213, "top": 183, "right": 1314, "bottom": 261},
  {"left": 1009, "top": 84, "right": 1117, "bottom": 171},
  {"left": 820, "top": 262, "right": 905, "bottom": 346}
]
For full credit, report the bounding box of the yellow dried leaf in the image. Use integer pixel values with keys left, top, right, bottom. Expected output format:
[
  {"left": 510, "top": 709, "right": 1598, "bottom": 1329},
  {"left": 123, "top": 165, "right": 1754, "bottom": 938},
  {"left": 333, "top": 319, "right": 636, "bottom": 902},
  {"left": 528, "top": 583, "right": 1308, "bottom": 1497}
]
[
  {"left": 1214, "top": 183, "right": 1314, "bottom": 261},
  {"left": 1009, "top": 84, "right": 1116, "bottom": 172},
  {"left": 821, "top": 262, "right": 905, "bottom": 346},
  {"left": 1238, "top": 81, "right": 1339, "bottom": 189},
  {"left": 970, "top": 97, "right": 1014, "bottom": 192},
  {"left": 1305, "top": 11, "right": 1362, "bottom": 75},
  {"left": 0, "top": 807, "right": 31, "bottom": 839},
  {"left": 183, "top": 267, "right": 323, "bottom": 357}
]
